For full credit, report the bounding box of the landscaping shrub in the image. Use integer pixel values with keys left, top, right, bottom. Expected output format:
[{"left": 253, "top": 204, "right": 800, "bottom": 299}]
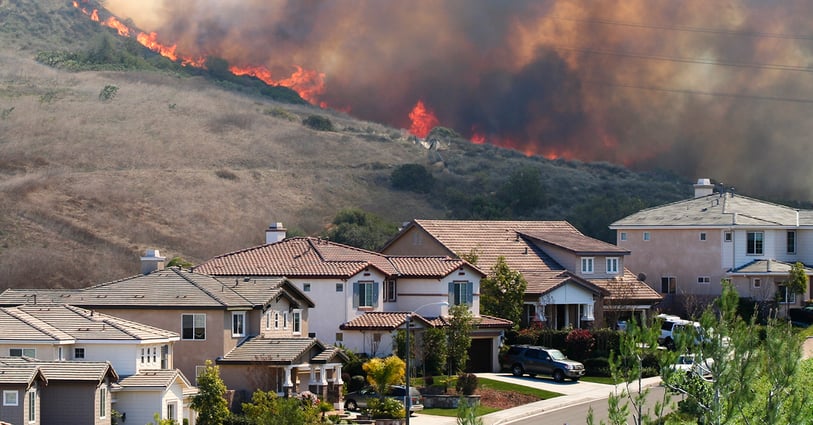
[
  {"left": 583, "top": 357, "right": 611, "bottom": 377},
  {"left": 348, "top": 375, "right": 366, "bottom": 392},
  {"left": 591, "top": 328, "right": 620, "bottom": 357},
  {"left": 455, "top": 373, "right": 478, "bottom": 395},
  {"left": 565, "top": 328, "right": 595, "bottom": 361}
]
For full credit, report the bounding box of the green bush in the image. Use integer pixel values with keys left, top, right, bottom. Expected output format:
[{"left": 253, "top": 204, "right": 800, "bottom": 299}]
[
  {"left": 366, "top": 397, "right": 405, "bottom": 419},
  {"left": 455, "top": 373, "right": 478, "bottom": 395},
  {"left": 302, "top": 115, "right": 334, "bottom": 131},
  {"left": 348, "top": 375, "right": 366, "bottom": 392},
  {"left": 564, "top": 328, "right": 595, "bottom": 361},
  {"left": 591, "top": 328, "right": 621, "bottom": 357},
  {"left": 391, "top": 164, "right": 435, "bottom": 193},
  {"left": 583, "top": 357, "right": 611, "bottom": 377}
]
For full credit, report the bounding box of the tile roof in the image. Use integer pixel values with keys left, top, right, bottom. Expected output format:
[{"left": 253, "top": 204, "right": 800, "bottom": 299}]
[
  {"left": 0, "top": 304, "right": 178, "bottom": 343},
  {"left": 588, "top": 270, "right": 663, "bottom": 302},
  {"left": 0, "top": 269, "right": 300, "bottom": 310},
  {"left": 340, "top": 312, "right": 513, "bottom": 331},
  {"left": 218, "top": 337, "right": 341, "bottom": 365},
  {"left": 194, "top": 237, "right": 477, "bottom": 279},
  {"left": 0, "top": 358, "right": 117, "bottom": 383},
  {"left": 729, "top": 259, "right": 813, "bottom": 275},
  {"left": 117, "top": 369, "right": 192, "bottom": 389},
  {"left": 521, "top": 231, "right": 629, "bottom": 255},
  {"left": 0, "top": 361, "right": 46, "bottom": 386},
  {"left": 428, "top": 314, "right": 514, "bottom": 329},
  {"left": 611, "top": 192, "right": 806, "bottom": 228}
]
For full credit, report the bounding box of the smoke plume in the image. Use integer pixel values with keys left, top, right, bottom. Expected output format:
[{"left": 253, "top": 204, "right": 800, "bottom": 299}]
[{"left": 103, "top": 0, "right": 813, "bottom": 201}]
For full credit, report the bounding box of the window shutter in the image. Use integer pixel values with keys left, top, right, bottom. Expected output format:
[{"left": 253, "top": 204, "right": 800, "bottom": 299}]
[
  {"left": 352, "top": 282, "right": 359, "bottom": 308},
  {"left": 372, "top": 282, "right": 380, "bottom": 308},
  {"left": 466, "top": 282, "right": 474, "bottom": 305},
  {"left": 448, "top": 282, "right": 454, "bottom": 305}
]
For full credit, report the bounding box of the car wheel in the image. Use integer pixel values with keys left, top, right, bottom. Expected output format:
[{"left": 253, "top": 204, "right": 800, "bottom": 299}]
[
  {"left": 345, "top": 400, "right": 358, "bottom": 411},
  {"left": 553, "top": 369, "right": 565, "bottom": 382},
  {"left": 511, "top": 364, "right": 524, "bottom": 377}
]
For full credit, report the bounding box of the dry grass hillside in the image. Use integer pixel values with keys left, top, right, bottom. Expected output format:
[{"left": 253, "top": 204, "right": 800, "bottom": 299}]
[{"left": 0, "top": 0, "right": 691, "bottom": 289}]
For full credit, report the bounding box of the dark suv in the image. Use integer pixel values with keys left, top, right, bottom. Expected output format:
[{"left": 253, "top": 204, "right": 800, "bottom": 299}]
[{"left": 500, "top": 345, "right": 585, "bottom": 382}]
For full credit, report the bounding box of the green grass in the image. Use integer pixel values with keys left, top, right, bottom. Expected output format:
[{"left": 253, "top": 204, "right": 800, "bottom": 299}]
[
  {"left": 580, "top": 376, "right": 617, "bottom": 385},
  {"left": 477, "top": 377, "right": 561, "bottom": 399},
  {"left": 420, "top": 406, "right": 500, "bottom": 417}
]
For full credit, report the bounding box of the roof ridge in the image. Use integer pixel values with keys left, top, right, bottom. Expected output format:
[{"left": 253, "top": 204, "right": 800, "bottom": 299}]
[
  {"left": 1, "top": 306, "right": 69, "bottom": 341},
  {"left": 64, "top": 305, "right": 143, "bottom": 339},
  {"left": 171, "top": 267, "right": 230, "bottom": 307}
]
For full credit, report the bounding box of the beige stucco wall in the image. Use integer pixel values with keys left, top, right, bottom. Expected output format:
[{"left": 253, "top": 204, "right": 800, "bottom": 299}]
[{"left": 381, "top": 227, "right": 452, "bottom": 257}]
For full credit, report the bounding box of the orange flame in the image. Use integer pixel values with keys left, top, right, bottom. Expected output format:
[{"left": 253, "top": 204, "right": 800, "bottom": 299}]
[
  {"left": 408, "top": 100, "right": 439, "bottom": 138},
  {"left": 90, "top": 9, "right": 99, "bottom": 22},
  {"left": 470, "top": 133, "right": 486, "bottom": 144},
  {"left": 136, "top": 32, "right": 178, "bottom": 62},
  {"left": 102, "top": 16, "right": 130, "bottom": 37},
  {"left": 229, "top": 65, "right": 326, "bottom": 105}
]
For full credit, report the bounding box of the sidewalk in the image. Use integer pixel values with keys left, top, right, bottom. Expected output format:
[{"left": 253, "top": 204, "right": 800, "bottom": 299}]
[{"left": 409, "top": 373, "right": 663, "bottom": 425}]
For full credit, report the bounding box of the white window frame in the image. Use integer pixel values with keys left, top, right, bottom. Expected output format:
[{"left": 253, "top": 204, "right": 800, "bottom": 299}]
[
  {"left": 9, "top": 348, "right": 36, "bottom": 357},
  {"left": 274, "top": 312, "right": 280, "bottom": 329},
  {"left": 752, "top": 278, "right": 761, "bottom": 288},
  {"left": 384, "top": 279, "right": 396, "bottom": 302},
  {"left": 605, "top": 257, "right": 619, "bottom": 274},
  {"left": 265, "top": 311, "right": 271, "bottom": 330},
  {"left": 581, "top": 257, "right": 594, "bottom": 274},
  {"left": 99, "top": 387, "right": 107, "bottom": 419},
  {"left": 724, "top": 231, "right": 732, "bottom": 242},
  {"left": 232, "top": 312, "right": 246, "bottom": 337},
  {"left": 336, "top": 283, "right": 344, "bottom": 292},
  {"left": 27, "top": 389, "right": 35, "bottom": 423},
  {"left": 335, "top": 332, "right": 343, "bottom": 342},
  {"left": 746, "top": 231, "right": 764, "bottom": 255},
  {"left": 619, "top": 232, "right": 627, "bottom": 241},
  {"left": 777, "top": 284, "right": 796, "bottom": 304},
  {"left": 292, "top": 310, "right": 302, "bottom": 335},
  {"left": 699, "top": 232, "right": 707, "bottom": 241},
  {"left": 181, "top": 313, "right": 206, "bottom": 341},
  {"left": 643, "top": 232, "right": 651, "bottom": 241},
  {"left": 787, "top": 230, "right": 797, "bottom": 254},
  {"left": 3, "top": 390, "right": 18, "bottom": 406},
  {"left": 451, "top": 281, "right": 472, "bottom": 306},
  {"left": 195, "top": 365, "right": 207, "bottom": 385},
  {"left": 697, "top": 276, "right": 711, "bottom": 285},
  {"left": 283, "top": 312, "right": 289, "bottom": 329},
  {"left": 167, "top": 401, "right": 177, "bottom": 422}
]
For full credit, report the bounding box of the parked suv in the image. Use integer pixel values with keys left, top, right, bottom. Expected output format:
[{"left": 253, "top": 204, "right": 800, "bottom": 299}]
[
  {"left": 657, "top": 314, "right": 703, "bottom": 350},
  {"left": 344, "top": 385, "right": 423, "bottom": 414},
  {"left": 500, "top": 345, "right": 585, "bottom": 382}
]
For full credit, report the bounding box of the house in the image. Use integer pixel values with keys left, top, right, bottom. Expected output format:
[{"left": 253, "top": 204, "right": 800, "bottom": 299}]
[
  {"left": 0, "top": 360, "right": 46, "bottom": 425},
  {"left": 0, "top": 358, "right": 118, "bottom": 425},
  {"left": 611, "top": 178, "right": 813, "bottom": 315},
  {"left": 381, "top": 220, "right": 662, "bottom": 328},
  {"left": 0, "top": 303, "right": 194, "bottom": 424},
  {"left": 0, "top": 263, "right": 345, "bottom": 405},
  {"left": 194, "top": 225, "right": 511, "bottom": 372}
]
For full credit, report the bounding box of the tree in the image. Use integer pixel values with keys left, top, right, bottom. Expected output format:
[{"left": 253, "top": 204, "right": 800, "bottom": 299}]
[
  {"left": 480, "top": 256, "right": 526, "bottom": 329},
  {"left": 361, "top": 356, "right": 406, "bottom": 419},
  {"left": 447, "top": 304, "right": 477, "bottom": 374},
  {"left": 190, "top": 360, "right": 229, "bottom": 425},
  {"left": 788, "top": 261, "right": 809, "bottom": 302},
  {"left": 422, "top": 327, "right": 448, "bottom": 377},
  {"left": 391, "top": 164, "right": 435, "bottom": 193},
  {"left": 495, "top": 166, "right": 545, "bottom": 215},
  {"left": 322, "top": 208, "right": 399, "bottom": 251}
]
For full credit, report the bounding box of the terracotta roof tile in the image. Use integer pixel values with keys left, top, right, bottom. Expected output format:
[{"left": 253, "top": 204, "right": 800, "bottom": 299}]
[
  {"left": 589, "top": 270, "right": 663, "bottom": 302},
  {"left": 339, "top": 312, "right": 434, "bottom": 331}
]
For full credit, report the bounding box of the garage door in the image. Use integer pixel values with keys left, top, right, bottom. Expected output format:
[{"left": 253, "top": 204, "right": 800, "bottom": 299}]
[{"left": 466, "top": 338, "right": 493, "bottom": 372}]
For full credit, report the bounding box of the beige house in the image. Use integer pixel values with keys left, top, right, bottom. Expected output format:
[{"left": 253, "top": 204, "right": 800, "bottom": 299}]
[
  {"left": 611, "top": 178, "right": 813, "bottom": 315},
  {"left": 0, "top": 263, "right": 345, "bottom": 405},
  {"left": 381, "top": 220, "right": 661, "bottom": 328},
  {"left": 194, "top": 227, "right": 511, "bottom": 372}
]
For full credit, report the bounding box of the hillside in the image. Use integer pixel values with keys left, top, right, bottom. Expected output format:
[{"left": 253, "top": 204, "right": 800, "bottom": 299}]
[{"left": 0, "top": 0, "right": 691, "bottom": 288}]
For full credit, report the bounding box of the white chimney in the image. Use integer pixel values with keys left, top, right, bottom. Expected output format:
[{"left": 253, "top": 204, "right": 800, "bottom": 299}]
[
  {"left": 140, "top": 249, "right": 166, "bottom": 275},
  {"left": 693, "top": 178, "right": 714, "bottom": 198},
  {"left": 265, "top": 222, "right": 287, "bottom": 244}
]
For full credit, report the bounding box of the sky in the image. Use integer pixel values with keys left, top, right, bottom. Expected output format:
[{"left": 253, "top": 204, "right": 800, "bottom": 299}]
[{"left": 101, "top": 0, "right": 813, "bottom": 201}]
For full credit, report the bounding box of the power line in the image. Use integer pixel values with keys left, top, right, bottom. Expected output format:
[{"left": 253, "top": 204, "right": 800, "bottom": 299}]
[{"left": 548, "top": 15, "right": 813, "bottom": 41}]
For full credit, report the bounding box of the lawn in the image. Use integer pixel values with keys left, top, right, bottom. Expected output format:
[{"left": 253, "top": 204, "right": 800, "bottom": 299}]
[{"left": 419, "top": 377, "right": 562, "bottom": 417}]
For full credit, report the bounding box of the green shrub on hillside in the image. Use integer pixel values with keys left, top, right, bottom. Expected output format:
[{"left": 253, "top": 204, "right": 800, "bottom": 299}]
[
  {"left": 302, "top": 115, "right": 334, "bottom": 131},
  {"left": 391, "top": 164, "right": 435, "bottom": 193}
]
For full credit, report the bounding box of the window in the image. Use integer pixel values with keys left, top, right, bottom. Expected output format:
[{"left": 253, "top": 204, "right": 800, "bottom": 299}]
[
  {"left": 167, "top": 402, "right": 177, "bottom": 422},
  {"left": 182, "top": 314, "right": 206, "bottom": 340},
  {"left": 274, "top": 312, "right": 280, "bottom": 329},
  {"left": 336, "top": 283, "right": 344, "bottom": 292},
  {"left": 619, "top": 232, "right": 627, "bottom": 241},
  {"left": 747, "top": 231, "right": 764, "bottom": 255},
  {"left": 265, "top": 311, "right": 271, "bottom": 330},
  {"left": 195, "top": 365, "right": 207, "bottom": 385},
  {"left": 753, "top": 278, "right": 761, "bottom": 288},
  {"left": 777, "top": 284, "right": 796, "bottom": 304},
  {"left": 787, "top": 231, "right": 797, "bottom": 254},
  {"left": 606, "top": 257, "right": 619, "bottom": 274},
  {"left": 643, "top": 232, "right": 651, "bottom": 241},
  {"left": 100, "top": 387, "right": 107, "bottom": 418},
  {"left": 661, "top": 277, "right": 676, "bottom": 294},
  {"left": 449, "top": 281, "right": 473, "bottom": 306},
  {"left": 353, "top": 281, "right": 377, "bottom": 308},
  {"left": 697, "top": 276, "right": 711, "bottom": 284},
  {"left": 292, "top": 310, "right": 301, "bottom": 335},
  {"left": 724, "top": 231, "right": 732, "bottom": 242},
  {"left": 28, "top": 389, "right": 35, "bottom": 423},
  {"left": 303, "top": 283, "right": 311, "bottom": 292},
  {"left": 232, "top": 312, "right": 246, "bottom": 337},
  {"left": 9, "top": 348, "right": 35, "bottom": 357},
  {"left": 384, "top": 279, "right": 396, "bottom": 302},
  {"left": 3, "top": 390, "right": 18, "bottom": 406},
  {"left": 57, "top": 346, "right": 64, "bottom": 361},
  {"left": 283, "top": 312, "right": 288, "bottom": 329},
  {"left": 141, "top": 348, "right": 146, "bottom": 364},
  {"left": 74, "top": 348, "right": 85, "bottom": 359},
  {"left": 335, "top": 333, "right": 343, "bottom": 342},
  {"left": 699, "top": 232, "right": 707, "bottom": 241},
  {"left": 581, "top": 257, "right": 594, "bottom": 274}
]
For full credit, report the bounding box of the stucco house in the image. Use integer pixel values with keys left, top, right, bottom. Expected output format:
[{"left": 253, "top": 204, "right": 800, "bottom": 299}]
[
  {"left": 0, "top": 303, "right": 193, "bottom": 425},
  {"left": 194, "top": 225, "right": 511, "bottom": 372},
  {"left": 611, "top": 178, "right": 813, "bottom": 315},
  {"left": 0, "top": 360, "right": 46, "bottom": 425},
  {"left": 0, "top": 263, "right": 345, "bottom": 406},
  {"left": 381, "top": 220, "right": 662, "bottom": 328}
]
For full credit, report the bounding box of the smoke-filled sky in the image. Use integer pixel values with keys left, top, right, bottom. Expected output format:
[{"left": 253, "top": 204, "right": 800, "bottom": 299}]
[{"left": 103, "top": 0, "right": 813, "bottom": 201}]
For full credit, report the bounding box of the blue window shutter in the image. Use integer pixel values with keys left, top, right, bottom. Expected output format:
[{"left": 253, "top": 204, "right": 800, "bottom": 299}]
[
  {"left": 352, "top": 282, "right": 359, "bottom": 308},
  {"left": 467, "top": 282, "right": 474, "bottom": 305},
  {"left": 448, "top": 282, "right": 454, "bottom": 305},
  {"left": 372, "top": 282, "right": 380, "bottom": 308}
]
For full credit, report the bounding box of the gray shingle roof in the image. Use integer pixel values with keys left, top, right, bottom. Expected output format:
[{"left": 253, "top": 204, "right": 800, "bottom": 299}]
[
  {"left": 117, "top": 369, "right": 192, "bottom": 389},
  {"left": 0, "top": 358, "right": 117, "bottom": 383},
  {"left": 730, "top": 259, "right": 813, "bottom": 275},
  {"left": 611, "top": 193, "right": 804, "bottom": 228},
  {"left": 0, "top": 361, "right": 46, "bottom": 386},
  {"left": 0, "top": 304, "right": 178, "bottom": 343},
  {"left": 218, "top": 337, "right": 345, "bottom": 365}
]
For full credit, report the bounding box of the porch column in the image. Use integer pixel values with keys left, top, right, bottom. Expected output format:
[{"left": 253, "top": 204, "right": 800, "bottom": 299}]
[
  {"left": 319, "top": 365, "right": 328, "bottom": 385},
  {"left": 564, "top": 305, "right": 569, "bottom": 328},
  {"left": 283, "top": 366, "right": 294, "bottom": 388},
  {"left": 309, "top": 366, "right": 318, "bottom": 385},
  {"left": 333, "top": 365, "right": 343, "bottom": 384}
]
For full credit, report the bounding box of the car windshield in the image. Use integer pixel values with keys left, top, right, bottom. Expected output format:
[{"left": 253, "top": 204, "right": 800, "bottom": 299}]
[{"left": 548, "top": 349, "right": 566, "bottom": 360}]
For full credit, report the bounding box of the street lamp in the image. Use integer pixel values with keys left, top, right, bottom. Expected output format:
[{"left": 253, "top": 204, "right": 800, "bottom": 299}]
[{"left": 405, "top": 301, "right": 448, "bottom": 425}]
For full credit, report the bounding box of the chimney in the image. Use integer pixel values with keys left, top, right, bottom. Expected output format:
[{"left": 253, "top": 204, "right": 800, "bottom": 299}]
[
  {"left": 140, "top": 249, "right": 166, "bottom": 275},
  {"left": 693, "top": 178, "right": 714, "bottom": 198},
  {"left": 265, "top": 222, "right": 287, "bottom": 244}
]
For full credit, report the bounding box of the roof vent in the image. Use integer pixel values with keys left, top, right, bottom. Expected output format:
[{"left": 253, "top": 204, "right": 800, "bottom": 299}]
[{"left": 693, "top": 178, "right": 714, "bottom": 198}]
